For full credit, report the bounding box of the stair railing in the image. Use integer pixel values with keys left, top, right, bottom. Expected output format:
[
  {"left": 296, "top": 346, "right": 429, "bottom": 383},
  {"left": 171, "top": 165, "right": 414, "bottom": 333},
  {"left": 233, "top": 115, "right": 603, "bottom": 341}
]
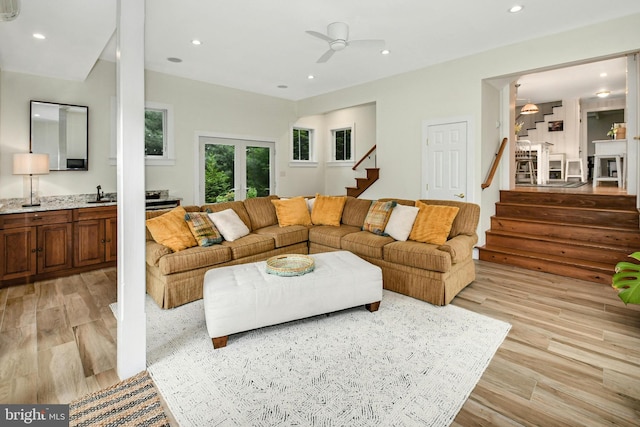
[
  {"left": 352, "top": 145, "right": 377, "bottom": 171},
  {"left": 481, "top": 137, "right": 508, "bottom": 190}
]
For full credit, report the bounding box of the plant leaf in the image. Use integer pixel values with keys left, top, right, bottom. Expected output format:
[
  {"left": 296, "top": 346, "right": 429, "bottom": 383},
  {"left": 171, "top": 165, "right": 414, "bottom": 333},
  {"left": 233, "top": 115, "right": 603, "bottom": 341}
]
[{"left": 612, "top": 252, "right": 640, "bottom": 305}]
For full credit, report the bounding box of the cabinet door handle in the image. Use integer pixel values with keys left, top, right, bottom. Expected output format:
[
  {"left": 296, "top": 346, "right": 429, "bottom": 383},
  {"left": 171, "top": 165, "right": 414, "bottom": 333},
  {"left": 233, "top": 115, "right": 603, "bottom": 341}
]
[
  {"left": 31, "top": 249, "right": 37, "bottom": 253},
  {"left": 37, "top": 247, "right": 43, "bottom": 252},
  {"left": 32, "top": 217, "right": 43, "bottom": 221},
  {"left": 101, "top": 239, "right": 106, "bottom": 244},
  {"left": 106, "top": 239, "right": 111, "bottom": 243}
]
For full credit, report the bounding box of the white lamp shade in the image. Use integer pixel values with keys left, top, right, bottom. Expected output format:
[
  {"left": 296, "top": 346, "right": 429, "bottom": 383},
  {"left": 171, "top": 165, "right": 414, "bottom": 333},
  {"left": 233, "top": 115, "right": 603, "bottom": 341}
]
[{"left": 13, "top": 153, "right": 50, "bottom": 175}]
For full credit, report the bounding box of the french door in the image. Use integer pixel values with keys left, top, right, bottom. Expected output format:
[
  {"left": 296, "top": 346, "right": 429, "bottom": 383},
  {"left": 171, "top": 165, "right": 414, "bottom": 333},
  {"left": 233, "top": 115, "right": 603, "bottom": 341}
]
[{"left": 198, "top": 135, "right": 275, "bottom": 203}]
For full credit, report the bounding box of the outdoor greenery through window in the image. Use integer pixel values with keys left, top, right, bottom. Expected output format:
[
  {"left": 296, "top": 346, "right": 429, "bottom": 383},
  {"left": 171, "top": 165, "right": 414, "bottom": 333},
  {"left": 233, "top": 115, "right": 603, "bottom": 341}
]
[
  {"left": 145, "top": 108, "right": 165, "bottom": 156},
  {"left": 204, "top": 143, "right": 271, "bottom": 203},
  {"left": 292, "top": 128, "right": 311, "bottom": 161},
  {"left": 334, "top": 128, "right": 352, "bottom": 161}
]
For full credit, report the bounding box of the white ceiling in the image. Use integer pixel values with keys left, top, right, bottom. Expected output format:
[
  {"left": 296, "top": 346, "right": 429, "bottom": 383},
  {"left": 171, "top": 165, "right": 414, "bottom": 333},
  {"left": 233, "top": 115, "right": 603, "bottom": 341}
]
[{"left": 0, "top": 0, "right": 638, "bottom": 101}]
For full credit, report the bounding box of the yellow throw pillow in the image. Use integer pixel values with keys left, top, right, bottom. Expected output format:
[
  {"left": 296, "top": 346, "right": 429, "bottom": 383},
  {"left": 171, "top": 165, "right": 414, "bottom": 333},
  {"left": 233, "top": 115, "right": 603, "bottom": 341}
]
[
  {"left": 146, "top": 206, "right": 197, "bottom": 252},
  {"left": 271, "top": 197, "right": 312, "bottom": 227},
  {"left": 311, "top": 194, "right": 347, "bottom": 226},
  {"left": 409, "top": 201, "right": 460, "bottom": 245}
]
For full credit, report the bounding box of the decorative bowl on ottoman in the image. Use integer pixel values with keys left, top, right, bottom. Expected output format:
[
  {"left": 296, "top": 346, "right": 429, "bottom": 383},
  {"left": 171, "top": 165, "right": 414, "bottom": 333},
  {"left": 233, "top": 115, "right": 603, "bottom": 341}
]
[{"left": 266, "top": 254, "right": 315, "bottom": 276}]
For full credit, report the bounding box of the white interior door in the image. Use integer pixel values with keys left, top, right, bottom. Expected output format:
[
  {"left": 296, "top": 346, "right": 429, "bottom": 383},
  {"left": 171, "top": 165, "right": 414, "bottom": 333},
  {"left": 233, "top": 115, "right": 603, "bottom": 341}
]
[{"left": 423, "top": 121, "right": 468, "bottom": 201}]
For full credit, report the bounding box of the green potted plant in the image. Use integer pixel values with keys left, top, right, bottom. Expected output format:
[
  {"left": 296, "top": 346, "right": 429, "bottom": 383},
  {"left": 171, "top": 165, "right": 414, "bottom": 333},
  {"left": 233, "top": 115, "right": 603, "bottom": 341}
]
[{"left": 612, "top": 252, "right": 640, "bottom": 305}]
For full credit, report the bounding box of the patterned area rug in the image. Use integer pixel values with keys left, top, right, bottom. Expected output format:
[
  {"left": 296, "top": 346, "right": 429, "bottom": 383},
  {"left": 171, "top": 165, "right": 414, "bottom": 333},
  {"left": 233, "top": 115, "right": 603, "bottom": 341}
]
[
  {"left": 146, "top": 290, "right": 511, "bottom": 426},
  {"left": 69, "top": 370, "right": 170, "bottom": 427}
]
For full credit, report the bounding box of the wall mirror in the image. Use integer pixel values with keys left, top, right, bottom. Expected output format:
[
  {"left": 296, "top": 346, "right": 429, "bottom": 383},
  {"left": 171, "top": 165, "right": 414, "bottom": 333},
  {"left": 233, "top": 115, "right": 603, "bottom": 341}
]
[{"left": 30, "top": 100, "right": 88, "bottom": 171}]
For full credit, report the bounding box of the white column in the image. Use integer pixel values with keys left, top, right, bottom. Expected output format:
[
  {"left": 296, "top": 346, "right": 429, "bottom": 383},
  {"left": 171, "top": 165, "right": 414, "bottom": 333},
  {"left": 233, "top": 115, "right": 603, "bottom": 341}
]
[{"left": 116, "top": 0, "right": 146, "bottom": 379}]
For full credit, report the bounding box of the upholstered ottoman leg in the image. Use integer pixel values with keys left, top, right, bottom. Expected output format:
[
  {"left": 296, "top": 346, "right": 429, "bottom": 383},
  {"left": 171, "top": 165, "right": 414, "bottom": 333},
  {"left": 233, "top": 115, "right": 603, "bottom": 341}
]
[
  {"left": 365, "top": 301, "right": 380, "bottom": 312},
  {"left": 212, "top": 336, "right": 228, "bottom": 349}
]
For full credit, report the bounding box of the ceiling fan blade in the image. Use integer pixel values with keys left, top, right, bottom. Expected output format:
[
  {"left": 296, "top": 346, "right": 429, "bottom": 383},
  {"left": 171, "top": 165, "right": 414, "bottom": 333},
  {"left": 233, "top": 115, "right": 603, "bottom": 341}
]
[
  {"left": 317, "top": 49, "right": 336, "bottom": 63},
  {"left": 306, "top": 30, "right": 333, "bottom": 43},
  {"left": 347, "top": 39, "right": 385, "bottom": 49}
]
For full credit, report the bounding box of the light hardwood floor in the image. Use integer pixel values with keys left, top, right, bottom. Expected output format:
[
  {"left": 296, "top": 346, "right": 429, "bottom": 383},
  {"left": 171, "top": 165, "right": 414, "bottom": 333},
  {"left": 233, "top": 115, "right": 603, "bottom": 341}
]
[{"left": 1, "top": 262, "right": 639, "bottom": 425}]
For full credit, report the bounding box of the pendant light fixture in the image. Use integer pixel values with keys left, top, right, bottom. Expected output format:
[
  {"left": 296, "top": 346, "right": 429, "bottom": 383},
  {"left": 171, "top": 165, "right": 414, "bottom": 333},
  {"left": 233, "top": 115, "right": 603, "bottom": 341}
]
[{"left": 520, "top": 102, "right": 539, "bottom": 115}]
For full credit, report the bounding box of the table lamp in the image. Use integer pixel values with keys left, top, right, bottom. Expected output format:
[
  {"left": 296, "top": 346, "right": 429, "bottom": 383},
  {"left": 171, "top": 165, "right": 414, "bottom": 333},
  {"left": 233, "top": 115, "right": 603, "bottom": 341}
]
[{"left": 13, "top": 153, "right": 50, "bottom": 207}]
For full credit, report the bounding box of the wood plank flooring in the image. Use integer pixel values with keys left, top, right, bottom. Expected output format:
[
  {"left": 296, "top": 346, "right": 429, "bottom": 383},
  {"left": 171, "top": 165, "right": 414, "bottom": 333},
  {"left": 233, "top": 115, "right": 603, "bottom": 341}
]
[
  {"left": 453, "top": 261, "right": 640, "bottom": 426},
  {"left": 1, "top": 262, "right": 639, "bottom": 425}
]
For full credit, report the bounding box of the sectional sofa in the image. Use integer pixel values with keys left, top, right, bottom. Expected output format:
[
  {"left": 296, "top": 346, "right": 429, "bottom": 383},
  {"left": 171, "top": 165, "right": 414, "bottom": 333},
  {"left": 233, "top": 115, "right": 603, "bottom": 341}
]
[{"left": 145, "top": 195, "right": 480, "bottom": 309}]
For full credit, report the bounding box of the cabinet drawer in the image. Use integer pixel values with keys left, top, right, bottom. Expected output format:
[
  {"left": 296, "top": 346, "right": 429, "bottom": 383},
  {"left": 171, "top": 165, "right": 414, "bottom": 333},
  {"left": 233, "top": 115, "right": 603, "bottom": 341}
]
[
  {"left": 0, "top": 210, "right": 73, "bottom": 229},
  {"left": 73, "top": 206, "right": 117, "bottom": 221}
]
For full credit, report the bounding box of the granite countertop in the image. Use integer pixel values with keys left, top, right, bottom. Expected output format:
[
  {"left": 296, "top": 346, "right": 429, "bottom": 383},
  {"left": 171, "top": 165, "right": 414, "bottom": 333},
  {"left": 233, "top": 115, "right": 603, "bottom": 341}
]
[{"left": 0, "top": 190, "right": 180, "bottom": 215}]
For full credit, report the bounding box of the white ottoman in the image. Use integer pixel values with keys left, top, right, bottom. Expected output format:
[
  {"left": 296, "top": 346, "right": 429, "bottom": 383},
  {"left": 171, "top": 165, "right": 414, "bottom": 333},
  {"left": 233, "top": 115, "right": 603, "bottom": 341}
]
[{"left": 203, "top": 251, "right": 383, "bottom": 348}]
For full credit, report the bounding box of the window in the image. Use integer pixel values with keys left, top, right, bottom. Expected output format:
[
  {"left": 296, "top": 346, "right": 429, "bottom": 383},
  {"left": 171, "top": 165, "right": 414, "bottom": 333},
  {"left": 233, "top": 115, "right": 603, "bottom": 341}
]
[
  {"left": 332, "top": 127, "right": 353, "bottom": 162},
  {"left": 292, "top": 128, "right": 311, "bottom": 161},
  {"left": 109, "top": 99, "right": 175, "bottom": 166},
  {"left": 143, "top": 102, "right": 174, "bottom": 165},
  {"left": 145, "top": 108, "right": 166, "bottom": 156},
  {"left": 290, "top": 127, "right": 317, "bottom": 167}
]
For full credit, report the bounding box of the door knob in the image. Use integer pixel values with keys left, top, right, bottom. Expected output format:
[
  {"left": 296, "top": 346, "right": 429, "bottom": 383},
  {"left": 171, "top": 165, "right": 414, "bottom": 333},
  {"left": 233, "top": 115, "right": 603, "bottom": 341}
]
[{"left": 454, "top": 193, "right": 465, "bottom": 199}]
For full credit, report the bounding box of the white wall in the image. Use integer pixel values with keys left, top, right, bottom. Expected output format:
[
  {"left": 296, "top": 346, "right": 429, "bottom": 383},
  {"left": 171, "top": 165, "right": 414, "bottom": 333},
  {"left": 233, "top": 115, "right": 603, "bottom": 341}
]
[
  {"left": 1, "top": 13, "right": 639, "bottom": 242},
  {"left": 296, "top": 13, "right": 640, "bottom": 244},
  {"left": 0, "top": 61, "right": 116, "bottom": 198},
  {"left": 0, "top": 61, "right": 299, "bottom": 204}
]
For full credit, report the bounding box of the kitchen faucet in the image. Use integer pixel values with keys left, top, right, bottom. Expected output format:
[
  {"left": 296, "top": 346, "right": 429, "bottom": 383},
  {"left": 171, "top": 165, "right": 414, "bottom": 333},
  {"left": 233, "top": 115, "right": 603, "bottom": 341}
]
[{"left": 96, "top": 185, "right": 102, "bottom": 201}]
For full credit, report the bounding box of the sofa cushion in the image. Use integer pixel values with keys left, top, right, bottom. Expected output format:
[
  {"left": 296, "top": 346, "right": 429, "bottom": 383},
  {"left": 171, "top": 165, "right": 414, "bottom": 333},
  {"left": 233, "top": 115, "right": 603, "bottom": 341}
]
[
  {"left": 243, "top": 195, "right": 279, "bottom": 230},
  {"left": 271, "top": 197, "right": 312, "bottom": 226},
  {"left": 417, "top": 199, "right": 480, "bottom": 238},
  {"left": 145, "top": 206, "right": 197, "bottom": 252},
  {"left": 146, "top": 241, "right": 173, "bottom": 267},
  {"left": 311, "top": 194, "right": 347, "bottom": 226},
  {"left": 184, "top": 212, "right": 223, "bottom": 246},
  {"left": 383, "top": 240, "right": 452, "bottom": 273},
  {"left": 221, "top": 233, "right": 275, "bottom": 259},
  {"left": 362, "top": 200, "right": 396, "bottom": 235},
  {"left": 253, "top": 224, "right": 309, "bottom": 248},
  {"left": 308, "top": 225, "right": 360, "bottom": 249},
  {"left": 158, "top": 245, "right": 232, "bottom": 275},
  {"left": 409, "top": 202, "right": 460, "bottom": 245},
  {"left": 341, "top": 231, "right": 395, "bottom": 260},
  {"left": 384, "top": 204, "right": 420, "bottom": 241},
  {"left": 201, "top": 201, "right": 252, "bottom": 230},
  {"left": 208, "top": 209, "right": 251, "bottom": 242},
  {"left": 341, "top": 197, "right": 371, "bottom": 227}
]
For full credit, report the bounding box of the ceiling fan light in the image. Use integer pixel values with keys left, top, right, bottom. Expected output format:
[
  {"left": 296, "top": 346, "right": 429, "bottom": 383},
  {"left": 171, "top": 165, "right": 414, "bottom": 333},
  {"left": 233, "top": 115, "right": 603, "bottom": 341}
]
[
  {"left": 520, "top": 103, "right": 539, "bottom": 115},
  {"left": 0, "top": 0, "right": 20, "bottom": 21}
]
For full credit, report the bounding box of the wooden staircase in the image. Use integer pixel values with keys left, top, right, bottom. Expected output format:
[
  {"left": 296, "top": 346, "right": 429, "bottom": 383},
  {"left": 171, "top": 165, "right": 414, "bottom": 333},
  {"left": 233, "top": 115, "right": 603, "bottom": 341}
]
[
  {"left": 346, "top": 168, "right": 379, "bottom": 198},
  {"left": 478, "top": 190, "right": 640, "bottom": 284}
]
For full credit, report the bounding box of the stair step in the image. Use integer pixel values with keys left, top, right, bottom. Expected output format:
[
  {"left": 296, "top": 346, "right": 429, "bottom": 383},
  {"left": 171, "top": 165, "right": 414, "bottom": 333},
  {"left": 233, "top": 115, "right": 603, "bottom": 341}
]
[
  {"left": 496, "top": 202, "right": 639, "bottom": 228},
  {"left": 485, "top": 230, "right": 632, "bottom": 265},
  {"left": 478, "top": 245, "right": 613, "bottom": 284},
  {"left": 490, "top": 216, "right": 640, "bottom": 250},
  {"left": 499, "top": 190, "right": 638, "bottom": 210}
]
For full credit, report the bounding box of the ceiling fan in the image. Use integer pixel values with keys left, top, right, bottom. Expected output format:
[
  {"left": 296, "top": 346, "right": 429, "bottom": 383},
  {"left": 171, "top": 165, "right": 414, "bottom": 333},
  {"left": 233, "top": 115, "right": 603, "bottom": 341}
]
[{"left": 306, "top": 22, "right": 385, "bottom": 63}]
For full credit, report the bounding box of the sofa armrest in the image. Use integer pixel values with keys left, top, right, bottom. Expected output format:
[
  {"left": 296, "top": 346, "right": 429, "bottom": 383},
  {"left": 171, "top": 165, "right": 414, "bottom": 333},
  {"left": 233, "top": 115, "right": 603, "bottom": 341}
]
[
  {"left": 437, "top": 234, "right": 478, "bottom": 264},
  {"left": 146, "top": 240, "right": 172, "bottom": 266}
]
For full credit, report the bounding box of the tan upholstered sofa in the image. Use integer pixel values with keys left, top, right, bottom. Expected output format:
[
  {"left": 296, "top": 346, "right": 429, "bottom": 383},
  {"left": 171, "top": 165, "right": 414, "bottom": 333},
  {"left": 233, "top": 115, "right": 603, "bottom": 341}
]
[{"left": 145, "top": 195, "right": 480, "bottom": 309}]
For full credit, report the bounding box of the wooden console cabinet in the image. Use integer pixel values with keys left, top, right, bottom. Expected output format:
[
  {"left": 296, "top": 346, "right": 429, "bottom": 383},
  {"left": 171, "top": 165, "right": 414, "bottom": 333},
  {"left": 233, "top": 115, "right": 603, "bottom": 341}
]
[
  {"left": 0, "top": 205, "right": 116, "bottom": 285},
  {"left": 74, "top": 206, "right": 117, "bottom": 267}
]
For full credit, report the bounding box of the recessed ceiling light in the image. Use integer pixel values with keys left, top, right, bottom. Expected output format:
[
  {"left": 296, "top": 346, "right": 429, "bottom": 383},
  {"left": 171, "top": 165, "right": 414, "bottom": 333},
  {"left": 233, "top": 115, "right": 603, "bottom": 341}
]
[
  {"left": 191, "top": 39, "right": 202, "bottom": 46},
  {"left": 508, "top": 5, "right": 524, "bottom": 13},
  {"left": 596, "top": 90, "right": 610, "bottom": 98},
  {"left": 33, "top": 33, "right": 46, "bottom": 40},
  {"left": 381, "top": 49, "right": 390, "bottom": 55},
  {"left": 600, "top": 72, "right": 608, "bottom": 77},
  {"left": 167, "top": 57, "right": 182, "bottom": 63},
  {"left": 277, "top": 85, "right": 288, "bottom": 89},
  {"left": 307, "top": 75, "right": 315, "bottom": 80}
]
